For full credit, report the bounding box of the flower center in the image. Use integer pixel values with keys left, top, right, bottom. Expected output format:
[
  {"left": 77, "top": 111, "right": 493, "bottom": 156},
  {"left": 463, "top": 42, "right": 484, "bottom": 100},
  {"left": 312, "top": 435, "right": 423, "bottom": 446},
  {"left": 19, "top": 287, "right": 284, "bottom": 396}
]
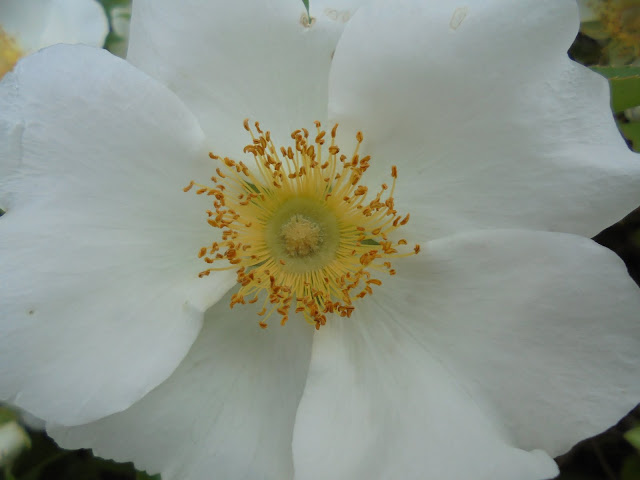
[
  {"left": 185, "top": 120, "right": 419, "bottom": 329},
  {"left": 0, "top": 27, "right": 23, "bottom": 79},
  {"left": 281, "top": 215, "right": 323, "bottom": 257}
]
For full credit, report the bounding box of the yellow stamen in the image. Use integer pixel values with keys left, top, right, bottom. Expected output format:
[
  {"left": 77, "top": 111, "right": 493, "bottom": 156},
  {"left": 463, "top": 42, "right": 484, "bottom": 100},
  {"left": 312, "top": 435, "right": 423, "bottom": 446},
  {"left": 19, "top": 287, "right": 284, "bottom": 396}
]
[{"left": 187, "top": 121, "right": 419, "bottom": 329}]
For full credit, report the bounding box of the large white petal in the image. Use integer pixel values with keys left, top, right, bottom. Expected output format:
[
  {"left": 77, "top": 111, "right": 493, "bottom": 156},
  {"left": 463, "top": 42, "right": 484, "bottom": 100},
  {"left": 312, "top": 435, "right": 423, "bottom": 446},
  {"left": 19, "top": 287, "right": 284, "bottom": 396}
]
[
  {"left": 292, "top": 303, "right": 558, "bottom": 480},
  {"left": 329, "top": 0, "right": 640, "bottom": 240},
  {"left": 0, "top": 45, "right": 235, "bottom": 426},
  {"left": 126, "top": 0, "right": 368, "bottom": 156},
  {"left": 50, "top": 292, "right": 313, "bottom": 480},
  {"left": 375, "top": 229, "right": 640, "bottom": 458},
  {"left": 0, "top": 0, "right": 107, "bottom": 52}
]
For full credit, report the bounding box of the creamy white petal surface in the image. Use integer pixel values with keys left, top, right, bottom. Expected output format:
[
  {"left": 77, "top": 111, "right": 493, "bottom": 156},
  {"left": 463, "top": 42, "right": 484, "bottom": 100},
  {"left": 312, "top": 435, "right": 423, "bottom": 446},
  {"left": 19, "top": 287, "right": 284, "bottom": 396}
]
[
  {"left": 50, "top": 292, "right": 313, "bottom": 480},
  {"left": 127, "top": 0, "right": 369, "bottom": 155},
  {"left": 0, "top": 45, "right": 235, "bottom": 426},
  {"left": 0, "top": 0, "right": 108, "bottom": 52},
  {"left": 292, "top": 306, "right": 558, "bottom": 480},
  {"left": 293, "top": 230, "right": 640, "bottom": 480},
  {"left": 329, "top": 0, "right": 640, "bottom": 240}
]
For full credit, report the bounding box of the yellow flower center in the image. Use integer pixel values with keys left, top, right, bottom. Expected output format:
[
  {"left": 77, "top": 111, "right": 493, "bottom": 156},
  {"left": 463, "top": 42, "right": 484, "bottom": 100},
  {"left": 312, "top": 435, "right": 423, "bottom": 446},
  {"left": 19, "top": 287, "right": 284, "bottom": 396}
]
[
  {"left": 0, "top": 27, "right": 23, "bottom": 79},
  {"left": 281, "top": 215, "right": 324, "bottom": 257},
  {"left": 185, "top": 120, "right": 419, "bottom": 329}
]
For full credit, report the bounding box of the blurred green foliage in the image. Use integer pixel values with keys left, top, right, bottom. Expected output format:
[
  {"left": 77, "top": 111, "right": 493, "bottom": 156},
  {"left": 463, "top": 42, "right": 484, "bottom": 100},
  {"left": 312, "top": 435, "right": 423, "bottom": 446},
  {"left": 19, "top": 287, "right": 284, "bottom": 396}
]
[{"left": 99, "top": 0, "right": 131, "bottom": 56}]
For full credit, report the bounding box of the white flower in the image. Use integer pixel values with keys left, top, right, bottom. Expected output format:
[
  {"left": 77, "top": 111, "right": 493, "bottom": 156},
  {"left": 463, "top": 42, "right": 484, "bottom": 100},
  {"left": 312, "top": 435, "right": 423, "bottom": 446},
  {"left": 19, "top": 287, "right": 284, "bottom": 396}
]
[
  {"left": 1, "top": 1, "right": 639, "bottom": 479},
  {"left": 0, "top": 0, "right": 108, "bottom": 79}
]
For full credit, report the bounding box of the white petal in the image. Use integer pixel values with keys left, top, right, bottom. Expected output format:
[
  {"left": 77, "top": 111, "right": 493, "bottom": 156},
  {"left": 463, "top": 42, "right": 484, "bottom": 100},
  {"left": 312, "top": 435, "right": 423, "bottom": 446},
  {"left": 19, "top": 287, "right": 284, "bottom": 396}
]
[
  {"left": 329, "top": 0, "right": 640, "bottom": 239},
  {"left": 379, "top": 229, "right": 640, "bottom": 457},
  {"left": 0, "top": 45, "right": 235, "bottom": 426},
  {"left": 50, "top": 293, "right": 313, "bottom": 480},
  {"left": 0, "top": 0, "right": 108, "bottom": 52},
  {"left": 127, "top": 0, "right": 366, "bottom": 156},
  {"left": 292, "top": 306, "right": 558, "bottom": 480}
]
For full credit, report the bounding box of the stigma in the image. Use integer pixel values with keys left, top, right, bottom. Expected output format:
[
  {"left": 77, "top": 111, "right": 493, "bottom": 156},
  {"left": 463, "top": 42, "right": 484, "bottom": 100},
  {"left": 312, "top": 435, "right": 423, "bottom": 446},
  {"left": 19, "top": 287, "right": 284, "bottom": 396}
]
[
  {"left": 0, "top": 27, "right": 23, "bottom": 79},
  {"left": 281, "top": 215, "right": 324, "bottom": 257},
  {"left": 185, "top": 120, "right": 419, "bottom": 329}
]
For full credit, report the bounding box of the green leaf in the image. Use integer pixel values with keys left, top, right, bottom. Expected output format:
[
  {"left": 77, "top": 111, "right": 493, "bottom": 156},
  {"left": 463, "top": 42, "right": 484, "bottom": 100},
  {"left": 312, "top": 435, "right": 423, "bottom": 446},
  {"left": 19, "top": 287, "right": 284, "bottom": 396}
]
[
  {"left": 621, "top": 454, "right": 640, "bottom": 480},
  {"left": 302, "top": 0, "right": 310, "bottom": 16},
  {"left": 590, "top": 66, "right": 640, "bottom": 80},
  {"left": 590, "top": 66, "right": 640, "bottom": 112},
  {"left": 136, "top": 471, "right": 162, "bottom": 480},
  {"left": 0, "top": 407, "right": 19, "bottom": 425},
  {"left": 625, "top": 425, "right": 640, "bottom": 452},
  {"left": 619, "top": 121, "right": 640, "bottom": 152},
  {"left": 3, "top": 465, "right": 17, "bottom": 480},
  {"left": 360, "top": 238, "right": 380, "bottom": 246}
]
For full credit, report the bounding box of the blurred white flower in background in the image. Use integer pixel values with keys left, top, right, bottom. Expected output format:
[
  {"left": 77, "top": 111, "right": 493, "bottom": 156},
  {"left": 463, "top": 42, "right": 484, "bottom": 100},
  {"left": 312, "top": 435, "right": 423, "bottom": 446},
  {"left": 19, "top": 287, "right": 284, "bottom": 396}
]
[
  {"left": 0, "top": 421, "right": 29, "bottom": 467},
  {"left": 0, "top": 408, "right": 30, "bottom": 468},
  {"left": 0, "top": 0, "right": 108, "bottom": 78},
  {"left": 0, "top": 1, "right": 639, "bottom": 480}
]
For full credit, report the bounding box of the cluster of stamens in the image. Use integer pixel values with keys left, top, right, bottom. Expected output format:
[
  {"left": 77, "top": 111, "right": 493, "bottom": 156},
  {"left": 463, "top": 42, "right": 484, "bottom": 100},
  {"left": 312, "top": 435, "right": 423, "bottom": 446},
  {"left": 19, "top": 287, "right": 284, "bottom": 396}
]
[{"left": 185, "top": 120, "right": 419, "bottom": 329}]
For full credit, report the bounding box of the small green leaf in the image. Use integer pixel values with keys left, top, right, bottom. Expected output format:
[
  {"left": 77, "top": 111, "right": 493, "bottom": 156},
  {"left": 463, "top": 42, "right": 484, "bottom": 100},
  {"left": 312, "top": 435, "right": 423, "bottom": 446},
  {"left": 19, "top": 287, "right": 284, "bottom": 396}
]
[
  {"left": 625, "top": 425, "right": 640, "bottom": 452},
  {"left": 619, "top": 121, "right": 640, "bottom": 152},
  {"left": 590, "top": 66, "right": 640, "bottom": 112},
  {"left": 302, "top": 0, "right": 310, "bottom": 17},
  {"left": 360, "top": 239, "right": 380, "bottom": 246},
  {"left": 590, "top": 66, "right": 640, "bottom": 79},
  {"left": 136, "top": 471, "right": 162, "bottom": 480}
]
